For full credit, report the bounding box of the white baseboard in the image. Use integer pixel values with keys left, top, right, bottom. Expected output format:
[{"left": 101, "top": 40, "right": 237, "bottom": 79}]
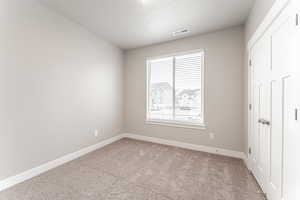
[
  {"left": 122, "top": 133, "right": 246, "bottom": 160},
  {"left": 243, "top": 156, "right": 254, "bottom": 173},
  {"left": 0, "top": 135, "right": 123, "bottom": 192},
  {"left": 0, "top": 133, "right": 247, "bottom": 192}
]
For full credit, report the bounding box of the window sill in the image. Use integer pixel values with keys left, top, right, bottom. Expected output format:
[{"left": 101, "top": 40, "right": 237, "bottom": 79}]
[{"left": 145, "top": 120, "right": 206, "bottom": 130}]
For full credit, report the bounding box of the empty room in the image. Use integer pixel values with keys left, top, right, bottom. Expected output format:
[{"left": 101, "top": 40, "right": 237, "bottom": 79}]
[{"left": 0, "top": 0, "right": 299, "bottom": 199}]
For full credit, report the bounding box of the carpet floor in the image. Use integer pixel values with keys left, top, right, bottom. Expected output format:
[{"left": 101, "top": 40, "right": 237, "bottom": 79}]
[{"left": 0, "top": 138, "right": 264, "bottom": 200}]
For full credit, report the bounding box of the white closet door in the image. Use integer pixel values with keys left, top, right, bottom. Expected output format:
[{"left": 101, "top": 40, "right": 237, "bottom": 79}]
[
  {"left": 268, "top": 3, "right": 295, "bottom": 200},
  {"left": 251, "top": 32, "right": 272, "bottom": 192},
  {"left": 282, "top": 1, "right": 300, "bottom": 200}
]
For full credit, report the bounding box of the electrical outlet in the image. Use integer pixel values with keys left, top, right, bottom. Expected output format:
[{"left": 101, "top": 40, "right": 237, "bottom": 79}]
[
  {"left": 209, "top": 132, "right": 215, "bottom": 140},
  {"left": 94, "top": 130, "right": 99, "bottom": 137}
]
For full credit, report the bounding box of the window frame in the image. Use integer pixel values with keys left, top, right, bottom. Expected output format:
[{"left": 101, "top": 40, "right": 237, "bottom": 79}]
[{"left": 146, "top": 49, "right": 206, "bottom": 129}]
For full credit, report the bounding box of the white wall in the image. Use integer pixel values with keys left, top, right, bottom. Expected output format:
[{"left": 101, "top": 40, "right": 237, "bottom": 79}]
[
  {"left": 124, "top": 26, "right": 245, "bottom": 152},
  {"left": 0, "top": 0, "right": 123, "bottom": 181}
]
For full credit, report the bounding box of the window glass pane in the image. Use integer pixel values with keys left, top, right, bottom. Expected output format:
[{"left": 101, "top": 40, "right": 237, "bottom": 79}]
[
  {"left": 175, "top": 52, "right": 202, "bottom": 122},
  {"left": 148, "top": 57, "right": 173, "bottom": 120}
]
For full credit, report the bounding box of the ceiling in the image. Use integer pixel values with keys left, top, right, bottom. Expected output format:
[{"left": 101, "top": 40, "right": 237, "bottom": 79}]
[{"left": 39, "top": 0, "right": 254, "bottom": 50}]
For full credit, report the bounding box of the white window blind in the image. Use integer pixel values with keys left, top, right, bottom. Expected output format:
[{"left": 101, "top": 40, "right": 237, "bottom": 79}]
[{"left": 147, "top": 51, "right": 204, "bottom": 126}]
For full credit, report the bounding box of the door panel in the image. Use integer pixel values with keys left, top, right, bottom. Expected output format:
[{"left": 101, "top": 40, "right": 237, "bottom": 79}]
[
  {"left": 282, "top": 76, "right": 300, "bottom": 200},
  {"left": 269, "top": 79, "right": 283, "bottom": 199},
  {"left": 258, "top": 83, "right": 271, "bottom": 190}
]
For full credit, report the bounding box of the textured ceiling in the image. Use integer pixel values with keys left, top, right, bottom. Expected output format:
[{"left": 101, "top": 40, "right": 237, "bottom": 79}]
[{"left": 39, "top": 0, "right": 254, "bottom": 49}]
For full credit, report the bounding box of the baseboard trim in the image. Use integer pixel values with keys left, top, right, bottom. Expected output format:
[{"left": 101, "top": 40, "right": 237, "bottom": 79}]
[
  {"left": 0, "top": 133, "right": 247, "bottom": 192},
  {"left": 122, "top": 133, "right": 246, "bottom": 159},
  {"left": 0, "top": 135, "right": 122, "bottom": 192},
  {"left": 243, "top": 156, "right": 251, "bottom": 170}
]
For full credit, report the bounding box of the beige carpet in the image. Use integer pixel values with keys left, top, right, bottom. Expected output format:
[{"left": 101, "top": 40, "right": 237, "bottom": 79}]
[{"left": 0, "top": 138, "right": 264, "bottom": 200}]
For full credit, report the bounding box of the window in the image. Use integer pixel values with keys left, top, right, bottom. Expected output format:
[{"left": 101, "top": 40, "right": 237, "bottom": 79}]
[{"left": 147, "top": 50, "right": 205, "bottom": 128}]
